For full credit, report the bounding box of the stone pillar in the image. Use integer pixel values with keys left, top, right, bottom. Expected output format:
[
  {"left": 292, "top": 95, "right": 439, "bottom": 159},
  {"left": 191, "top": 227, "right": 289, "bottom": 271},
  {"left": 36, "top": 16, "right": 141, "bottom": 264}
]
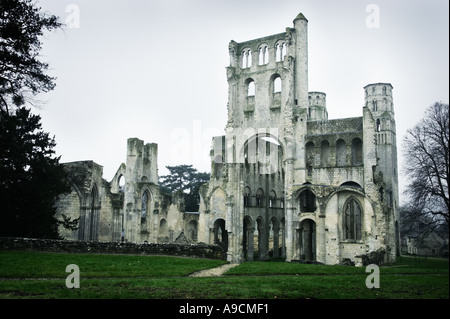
[
  {"left": 258, "top": 223, "right": 266, "bottom": 260},
  {"left": 226, "top": 202, "right": 235, "bottom": 262},
  {"left": 247, "top": 227, "right": 255, "bottom": 261},
  {"left": 273, "top": 225, "right": 280, "bottom": 258},
  {"left": 285, "top": 206, "right": 296, "bottom": 262}
]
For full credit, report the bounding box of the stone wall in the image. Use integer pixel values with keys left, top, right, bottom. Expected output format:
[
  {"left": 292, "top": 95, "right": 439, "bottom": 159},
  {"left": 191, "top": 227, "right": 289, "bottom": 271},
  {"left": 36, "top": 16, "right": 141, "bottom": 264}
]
[{"left": 0, "top": 237, "right": 226, "bottom": 260}]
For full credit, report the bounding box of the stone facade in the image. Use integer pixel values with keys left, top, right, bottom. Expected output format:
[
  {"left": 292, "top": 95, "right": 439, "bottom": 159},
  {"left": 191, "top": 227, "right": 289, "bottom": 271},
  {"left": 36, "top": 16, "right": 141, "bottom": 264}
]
[
  {"left": 54, "top": 13, "right": 400, "bottom": 266},
  {"left": 55, "top": 138, "right": 198, "bottom": 245},
  {"left": 197, "top": 13, "right": 400, "bottom": 265}
]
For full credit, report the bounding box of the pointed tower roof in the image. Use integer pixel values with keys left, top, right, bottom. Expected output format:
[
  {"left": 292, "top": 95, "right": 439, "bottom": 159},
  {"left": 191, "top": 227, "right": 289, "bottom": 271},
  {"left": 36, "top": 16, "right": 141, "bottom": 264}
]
[{"left": 294, "top": 12, "right": 308, "bottom": 22}]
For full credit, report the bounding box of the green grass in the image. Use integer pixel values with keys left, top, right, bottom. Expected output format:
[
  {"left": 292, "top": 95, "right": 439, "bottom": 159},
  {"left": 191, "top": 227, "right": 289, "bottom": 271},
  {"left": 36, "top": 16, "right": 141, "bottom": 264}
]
[
  {"left": 0, "top": 251, "right": 448, "bottom": 299},
  {"left": 0, "top": 251, "right": 227, "bottom": 278}
]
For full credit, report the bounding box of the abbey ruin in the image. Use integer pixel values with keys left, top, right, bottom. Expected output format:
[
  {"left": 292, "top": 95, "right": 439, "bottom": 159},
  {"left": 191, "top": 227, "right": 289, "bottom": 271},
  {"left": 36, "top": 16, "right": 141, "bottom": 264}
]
[{"left": 55, "top": 13, "right": 400, "bottom": 266}]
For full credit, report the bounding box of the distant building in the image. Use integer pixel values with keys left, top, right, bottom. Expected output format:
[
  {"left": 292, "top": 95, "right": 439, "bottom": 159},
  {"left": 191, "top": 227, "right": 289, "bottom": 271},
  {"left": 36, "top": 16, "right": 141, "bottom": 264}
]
[{"left": 402, "top": 223, "right": 449, "bottom": 257}]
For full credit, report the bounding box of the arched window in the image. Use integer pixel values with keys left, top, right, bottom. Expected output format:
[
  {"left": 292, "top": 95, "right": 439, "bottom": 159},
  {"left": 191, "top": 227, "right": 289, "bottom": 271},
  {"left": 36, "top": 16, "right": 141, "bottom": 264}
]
[
  {"left": 247, "top": 80, "right": 255, "bottom": 96},
  {"left": 258, "top": 44, "right": 269, "bottom": 65},
  {"left": 351, "top": 138, "right": 363, "bottom": 165},
  {"left": 159, "top": 219, "right": 168, "bottom": 236},
  {"left": 299, "top": 189, "right": 316, "bottom": 212},
  {"left": 336, "top": 139, "right": 346, "bottom": 167},
  {"left": 372, "top": 100, "right": 377, "bottom": 112},
  {"left": 273, "top": 76, "right": 282, "bottom": 93},
  {"left": 276, "top": 42, "right": 287, "bottom": 62},
  {"left": 269, "top": 190, "right": 276, "bottom": 208},
  {"left": 343, "top": 198, "right": 362, "bottom": 240},
  {"left": 256, "top": 188, "right": 264, "bottom": 207},
  {"left": 141, "top": 190, "right": 149, "bottom": 222},
  {"left": 244, "top": 186, "right": 251, "bottom": 207},
  {"left": 376, "top": 119, "right": 381, "bottom": 132},
  {"left": 242, "top": 48, "right": 252, "bottom": 68},
  {"left": 118, "top": 175, "right": 125, "bottom": 192}
]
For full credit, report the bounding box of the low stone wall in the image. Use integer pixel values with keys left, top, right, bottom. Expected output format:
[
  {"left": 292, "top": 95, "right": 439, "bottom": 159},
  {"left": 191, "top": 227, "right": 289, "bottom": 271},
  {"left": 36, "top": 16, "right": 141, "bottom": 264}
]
[{"left": 0, "top": 237, "right": 226, "bottom": 260}]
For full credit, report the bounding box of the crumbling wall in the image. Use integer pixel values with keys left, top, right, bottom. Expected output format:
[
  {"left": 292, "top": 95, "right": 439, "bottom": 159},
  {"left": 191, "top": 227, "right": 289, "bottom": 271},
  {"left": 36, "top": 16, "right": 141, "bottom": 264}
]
[{"left": 0, "top": 237, "right": 226, "bottom": 260}]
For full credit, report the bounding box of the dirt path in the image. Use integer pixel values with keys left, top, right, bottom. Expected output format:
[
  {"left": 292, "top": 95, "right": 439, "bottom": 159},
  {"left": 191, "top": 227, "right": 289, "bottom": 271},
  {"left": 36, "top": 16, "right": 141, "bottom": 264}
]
[{"left": 189, "top": 263, "right": 239, "bottom": 277}]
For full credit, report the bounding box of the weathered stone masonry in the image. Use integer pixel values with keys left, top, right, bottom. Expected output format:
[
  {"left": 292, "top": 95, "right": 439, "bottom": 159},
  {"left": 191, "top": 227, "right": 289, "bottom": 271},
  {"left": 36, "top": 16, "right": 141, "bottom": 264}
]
[
  {"left": 55, "top": 138, "right": 197, "bottom": 246},
  {"left": 54, "top": 13, "right": 400, "bottom": 266},
  {"left": 198, "top": 13, "right": 400, "bottom": 265}
]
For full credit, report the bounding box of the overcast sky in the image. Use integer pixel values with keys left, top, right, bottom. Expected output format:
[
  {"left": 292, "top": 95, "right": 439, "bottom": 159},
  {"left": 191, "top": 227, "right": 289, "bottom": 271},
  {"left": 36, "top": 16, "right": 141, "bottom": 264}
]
[{"left": 36, "top": 0, "right": 449, "bottom": 204}]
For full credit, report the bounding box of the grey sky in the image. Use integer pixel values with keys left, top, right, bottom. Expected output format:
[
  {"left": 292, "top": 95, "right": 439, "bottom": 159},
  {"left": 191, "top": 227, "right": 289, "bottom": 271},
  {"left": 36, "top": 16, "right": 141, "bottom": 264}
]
[{"left": 36, "top": 0, "right": 449, "bottom": 204}]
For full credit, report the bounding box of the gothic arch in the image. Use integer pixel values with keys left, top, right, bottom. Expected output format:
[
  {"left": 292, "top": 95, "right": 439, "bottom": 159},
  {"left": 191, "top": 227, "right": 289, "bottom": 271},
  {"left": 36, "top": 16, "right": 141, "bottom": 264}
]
[
  {"left": 213, "top": 218, "right": 228, "bottom": 252},
  {"left": 342, "top": 197, "right": 363, "bottom": 241},
  {"left": 296, "top": 188, "right": 317, "bottom": 213},
  {"left": 241, "top": 133, "right": 284, "bottom": 175},
  {"left": 244, "top": 186, "right": 251, "bottom": 207}
]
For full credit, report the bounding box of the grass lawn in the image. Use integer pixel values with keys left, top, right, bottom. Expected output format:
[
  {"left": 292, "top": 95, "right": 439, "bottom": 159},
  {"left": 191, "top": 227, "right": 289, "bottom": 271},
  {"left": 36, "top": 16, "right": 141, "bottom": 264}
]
[{"left": 0, "top": 251, "right": 448, "bottom": 299}]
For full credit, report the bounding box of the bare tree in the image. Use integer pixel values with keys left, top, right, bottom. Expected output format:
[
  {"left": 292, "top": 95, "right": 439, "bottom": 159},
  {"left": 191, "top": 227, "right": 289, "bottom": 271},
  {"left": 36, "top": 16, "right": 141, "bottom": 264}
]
[{"left": 402, "top": 102, "right": 449, "bottom": 228}]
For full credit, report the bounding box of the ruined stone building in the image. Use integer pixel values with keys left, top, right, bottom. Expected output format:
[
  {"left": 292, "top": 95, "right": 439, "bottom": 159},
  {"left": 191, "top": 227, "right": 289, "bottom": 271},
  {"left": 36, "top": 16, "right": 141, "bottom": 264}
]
[
  {"left": 55, "top": 138, "right": 195, "bottom": 245},
  {"left": 55, "top": 13, "right": 400, "bottom": 266},
  {"left": 197, "top": 13, "right": 400, "bottom": 265}
]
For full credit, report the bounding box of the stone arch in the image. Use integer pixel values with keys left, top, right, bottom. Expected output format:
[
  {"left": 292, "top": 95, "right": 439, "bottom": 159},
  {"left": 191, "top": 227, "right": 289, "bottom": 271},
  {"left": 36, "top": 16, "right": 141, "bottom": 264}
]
[
  {"left": 159, "top": 218, "right": 168, "bottom": 237},
  {"left": 244, "top": 186, "right": 251, "bottom": 207},
  {"left": 340, "top": 181, "right": 363, "bottom": 189},
  {"left": 256, "top": 188, "right": 265, "bottom": 207},
  {"left": 271, "top": 73, "right": 282, "bottom": 93},
  {"left": 298, "top": 188, "right": 317, "bottom": 213},
  {"left": 118, "top": 174, "right": 125, "bottom": 192},
  {"left": 258, "top": 43, "right": 269, "bottom": 65},
  {"left": 275, "top": 40, "right": 287, "bottom": 62},
  {"left": 342, "top": 197, "right": 363, "bottom": 241},
  {"left": 269, "top": 190, "right": 277, "bottom": 208},
  {"left": 242, "top": 132, "right": 284, "bottom": 175},
  {"left": 213, "top": 218, "right": 228, "bottom": 252},
  {"left": 242, "top": 47, "right": 252, "bottom": 68},
  {"left": 245, "top": 78, "right": 256, "bottom": 97}
]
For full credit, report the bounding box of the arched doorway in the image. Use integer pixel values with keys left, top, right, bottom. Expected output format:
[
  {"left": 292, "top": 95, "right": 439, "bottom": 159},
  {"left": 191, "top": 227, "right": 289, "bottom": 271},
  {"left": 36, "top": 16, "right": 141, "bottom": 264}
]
[
  {"left": 298, "top": 219, "right": 316, "bottom": 262},
  {"left": 213, "top": 219, "right": 228, "bottom": 252}
]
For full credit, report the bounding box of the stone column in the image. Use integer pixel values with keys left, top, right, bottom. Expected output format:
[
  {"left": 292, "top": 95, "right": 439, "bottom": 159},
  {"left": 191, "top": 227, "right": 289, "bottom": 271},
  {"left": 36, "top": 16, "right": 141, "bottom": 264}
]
[
  {"left": 226, "top": 202, "right": 234, "bottom": 262},
  {"left": 285, "top": 206, "right": 296, "bottom": 262},
  {"left": 258, "top": 223, "right": 266, "bottom": 260},
  {"left": 273, "top": 225, "right": 280, "bottom": 258},
  {"left": 247, "top": 227, "right": 255, "bottom": 261}
]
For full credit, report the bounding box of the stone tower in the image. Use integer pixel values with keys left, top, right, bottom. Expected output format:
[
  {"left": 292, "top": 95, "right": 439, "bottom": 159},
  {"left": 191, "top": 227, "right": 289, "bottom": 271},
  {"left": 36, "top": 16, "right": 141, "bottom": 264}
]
[
  {"left": 364, "top": 83, "right": 400, "bottom": 258},
  {"left": 199, "top": 13, "right": 400, "bottom": 265}
]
